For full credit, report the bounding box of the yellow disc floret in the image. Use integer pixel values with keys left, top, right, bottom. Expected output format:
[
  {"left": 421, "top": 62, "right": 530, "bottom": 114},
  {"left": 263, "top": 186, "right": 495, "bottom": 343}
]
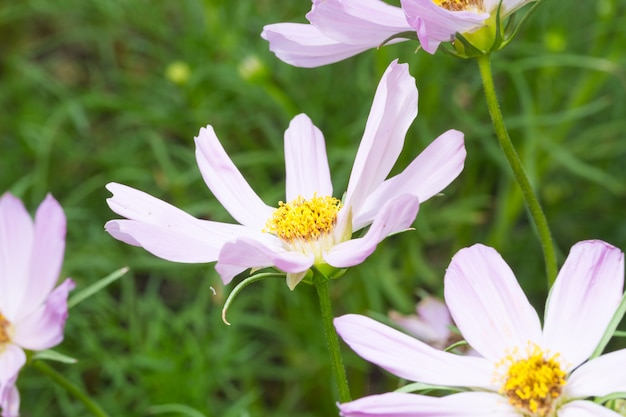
[
  {"left": 433, "top": 0, "right": 484, "bottom": 12},
  {"left": 500, "top": 346, "right": 566, "bottom": 416},
  {"left": 0, "top": 313, "right": 12, "bottom": 347},
  {"left": 265, "top": 195, "right": 342, "bottom": 243}
]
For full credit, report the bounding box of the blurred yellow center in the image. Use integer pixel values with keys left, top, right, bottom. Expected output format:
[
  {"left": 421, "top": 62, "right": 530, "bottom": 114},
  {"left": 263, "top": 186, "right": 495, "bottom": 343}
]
[
  {"left": 266, "top": 195, "right": 342, "bottom": 242},
  {"left": 500, "top": 347, "right": 566, "bottom": 416},
  {"left": 433, "top": 0, "right": 485, "bottom": 12},
  {"left": 0, "top": 313, "right": 11, "bottom": 346}
]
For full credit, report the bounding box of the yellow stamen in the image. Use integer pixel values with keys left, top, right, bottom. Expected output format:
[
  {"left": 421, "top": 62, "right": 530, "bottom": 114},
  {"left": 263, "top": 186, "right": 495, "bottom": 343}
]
[
  {"left": 265, "top": 195, "right": 342, "bottom": 243},
  {"left": 499, "top": 345, "right": 566, "bottom": 416},
  {"left": 432, "top": 0, "right": 485, "bottom": 12},
  {"left": 0, "top": 313, "right": 11, "bottom": 345}
]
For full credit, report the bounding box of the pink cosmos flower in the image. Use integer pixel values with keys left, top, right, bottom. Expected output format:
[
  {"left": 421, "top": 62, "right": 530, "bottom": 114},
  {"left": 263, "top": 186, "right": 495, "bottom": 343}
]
[
  {"left": 105, "top": 60, "right": 466, "bottom": 290},
  {"left": 262, "top": 0, "right": 534, "bottom": 67},
  {"left": 0, "top": 193, "right": 75, "bottom": 417},
  {"left": 261, "top": 0, "right": 414, "bottom": 68},
  {"left": 336, "top": 240, "right": 626, "bottom": 417}
]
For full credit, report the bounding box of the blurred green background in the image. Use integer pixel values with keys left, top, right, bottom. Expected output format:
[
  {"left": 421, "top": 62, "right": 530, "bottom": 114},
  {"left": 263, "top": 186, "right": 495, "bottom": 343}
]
[{"left": 1, "top": 0, "right": 625, "bottom": 416}]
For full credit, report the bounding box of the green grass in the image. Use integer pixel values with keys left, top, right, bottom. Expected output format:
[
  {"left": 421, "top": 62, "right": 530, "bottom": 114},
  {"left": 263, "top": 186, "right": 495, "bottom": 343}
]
[{"left": 2, "top": 0, "right": 626, "bottom": 415}]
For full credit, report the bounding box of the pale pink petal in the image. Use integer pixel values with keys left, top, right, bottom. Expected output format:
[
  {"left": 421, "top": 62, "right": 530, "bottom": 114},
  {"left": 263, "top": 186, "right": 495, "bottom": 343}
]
[
  {"left": 106, "top": 183, "right": 256, "bottom": 263},
  {"left": 353, "top": 129, "right": 465, "bottom": 229},
  {"left": 0, "top": 193, "right": 34, "bottom": 319},
  {"left": 12, "top": 278, "right": 74, "bottom": 350},
  {"left": 308, "top": 0, "right": 412, "bottom": 45},
  {"left": 444, "top": 244, "right": 542, "bottom": 361},
  {"left": 194, "top": 126, "right": 274, "bottom": 229},
  {"left": 344, "top": 60, "right": 418, "bottom": 215},
  {"left": 542, "top": 240, "right": 624, "bottom": 368},
  {"left": 0, "top": 384, "right": 19, "bottom": 417},
  {"left": 216, "top": 237, "right": 314, "bottom": 285},
  {"left": 565, "top": 348, "right": 626, "bottom": 398},
  {"left": 23, "top": 194, "right": 66, "bottom": 316},
  {"left": 261, "top": 23, "right": 374, "bottom": 68},
  {"left": 559, "top": 400, "right": 623, "bottom": 417},
  {"left": 390, "top": 297, "right": 452, "bottom": 346},
  {"left": 324, "top": 194, "right": 419, "bottom": 268},
  {"left": 0, "top": 345, "right": 25, "bottom": 417},
  {"left": 284, "top": 114, "right": 333, "bottom": 201},
  {"left": 400, "top": 0, "right": 488, "bottom": 54},
  {"left": 339, "top": 392, "right": 517, "bottom": 417},
  {"left": 334, "top": 314, "right": 496, "bottom": 389}
]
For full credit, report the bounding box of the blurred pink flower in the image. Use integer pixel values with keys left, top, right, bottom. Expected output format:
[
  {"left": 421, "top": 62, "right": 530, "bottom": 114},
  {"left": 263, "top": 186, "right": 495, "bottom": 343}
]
[
  {"left": 389, "top": 296, "right": 456, "bottom": 350},
  {"left": 336, "top": 240, "right": 626, "bottom": 417},
  {"left": 106, "top": 60, "right": 466, "bottom": 290},
  {"left": 0, "top": 193, "right": 75, "bottom": 417}
]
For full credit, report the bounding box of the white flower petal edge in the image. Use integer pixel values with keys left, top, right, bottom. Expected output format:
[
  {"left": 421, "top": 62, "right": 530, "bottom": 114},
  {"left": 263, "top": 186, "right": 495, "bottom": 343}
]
[
  {"left": 261, "top": 0, "right": 412, "bottom": 68},
  {"left": 105, "top": 183, "right": 256, "bottom": 263},
  {"left": 261, "top": 23, "right": 374, "bottom": 68},
  {"left": 0, "top": 194, "right": 34, "bottom": 319},
  {"left": 339, "top": 391, "right": 518, "bottom": 417},
  {"left": 324, "top": 194, "right": 419, "bottom": 268},
  {"left": 559, "top": 400, "right": 624, "bottom": 417},
  {"left": 334, "top": 314, "right": 496, "bottom": 389},
  {"left": 216, "top": 237, "right": 314, "bottom": 285},
  {"left": 565, "top": 348, "right": 626, "bottom": 399},
  {"left": 284, "top": 114, "right": 333, "bottom": 201},
  {"left": 353, "top": 128, "right": 465, "bottom": 230},
  {"left": 195, "top": 126, "right": 274, "bottom": 230},
  {"left": 307, "top": 0, "right": 413, "bottom": 45},
  {"left": 444, "top": 244, "right": 542, "bottom": 361},
  {"left": 0, "top": 346, "right": 24, "bottom": 417},
  {"left": 542, "top": 240, "right": 624, "bottom": 368},
  {"left": 344, "top": 59, "right": 418, "bottom": 216}
]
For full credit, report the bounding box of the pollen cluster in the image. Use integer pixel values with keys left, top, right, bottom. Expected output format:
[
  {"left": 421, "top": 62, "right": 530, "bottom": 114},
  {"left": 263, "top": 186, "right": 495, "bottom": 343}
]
[
  {"left": 265, "top": 195, "right": 342, "bottom": 243},
  {"left": 432, "top": 0, "right": 485, "bottom": 12},
  {"left": 500, "top": 346, "right": 566, "bottom": 416},
  {"left": 0, "top": 313, "right": 11, "bottom": 345}
]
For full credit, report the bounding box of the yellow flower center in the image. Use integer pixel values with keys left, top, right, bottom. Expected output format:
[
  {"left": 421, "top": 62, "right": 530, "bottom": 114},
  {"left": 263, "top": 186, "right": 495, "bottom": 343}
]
[
  {"left": 499, "top": 346, "right": 566, "bottom": 416},
  {"left": 265, "top": 195, "right": 342, "bottom": 243},
  {"left": 0, "top": 313, "right": 12, "bottom": 348},
  {"left": 433, "top": 0, "right": 485, "bottom": 12}
]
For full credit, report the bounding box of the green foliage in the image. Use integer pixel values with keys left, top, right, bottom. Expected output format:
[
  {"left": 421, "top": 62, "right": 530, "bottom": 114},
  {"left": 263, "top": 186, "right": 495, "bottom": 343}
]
[{"left": 2, "top": 0, "right": 626, "bottom": 415}]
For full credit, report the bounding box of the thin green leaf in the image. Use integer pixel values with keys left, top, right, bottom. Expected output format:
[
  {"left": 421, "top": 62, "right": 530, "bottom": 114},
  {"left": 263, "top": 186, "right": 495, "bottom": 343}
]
[
  {"left": 31, "top": 349, "right": 78, "bottom": 364},
  {"left": 68, "top": 267, "right": 129, "bottom": 309}
]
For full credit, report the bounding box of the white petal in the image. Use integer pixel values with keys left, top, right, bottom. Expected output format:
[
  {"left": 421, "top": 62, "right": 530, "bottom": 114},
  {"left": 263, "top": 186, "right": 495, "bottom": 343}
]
[
  {"left": 325, "top": 194, "right": 419, "bottom": 268},
  {"left": 559, "top": 400, "right": 623, "bottom": 417},
  {"left": 194, "top": 126, "right": 274, "bottom": 229},
  {"left": 284, "top": 114, "right": 333, "bottom": 201},
  {"left": 261, "top": 23, "right": 373, "bottom": 68},
  {"left": 334, "top": 314, "right": 496, "bottom": 389},
  {"left": 308, "top": 0, "right": 412, "bottom": 45},
  {"left": 0, "top": 193, "right": 33, "bottom": 319},
  {"left": 339, "top": 392, "right": 516, "bottom": 417},
  {"left": 106, "top": 183, "right": 257, "bottom": 263},
  {"left": 216, "top": 237, "right": 314, "bottom": 285},
  {"left": 565, "top": 348, "right": 626, "bottom": 398},
  {"left": 444, "top": 244, "right": 542, "bottom": 361},
  {"left": 13, "top": 279, "right": 74, "bottom": 350},
  {"left": 353, "top": 129, "right": 465, "bottom": 229},
  {"left": 542, "top": 240, "right": 624, "bottom": 368},
  {"left": 344, "top": 60, "right": 418, "bottom": 215},
  {"left": 24, "top": 194, "right": 66, "bottom": 316}
]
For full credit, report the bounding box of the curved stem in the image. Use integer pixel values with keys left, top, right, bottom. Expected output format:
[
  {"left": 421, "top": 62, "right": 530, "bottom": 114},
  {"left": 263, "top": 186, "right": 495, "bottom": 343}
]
[
  {"left": 31, "top": 360, "right": 110, "bottom": 417},
  {"left": 313, "top": 271, "right": 351, "bottom": 403},
  {"left": 477, "top": 54, "right": 558, "bottom": 285}
]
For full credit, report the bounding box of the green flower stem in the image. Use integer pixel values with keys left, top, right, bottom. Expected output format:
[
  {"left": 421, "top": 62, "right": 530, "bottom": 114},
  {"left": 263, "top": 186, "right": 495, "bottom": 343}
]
[
  {"left": 477, "top": 54, "right": 558, "bottom": 285},
  {"left": 313, "top": 272, "right": 351, "bottom": 403},
  {"left": 31, "top": 360, "right": 110, "bottom": 417}
]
